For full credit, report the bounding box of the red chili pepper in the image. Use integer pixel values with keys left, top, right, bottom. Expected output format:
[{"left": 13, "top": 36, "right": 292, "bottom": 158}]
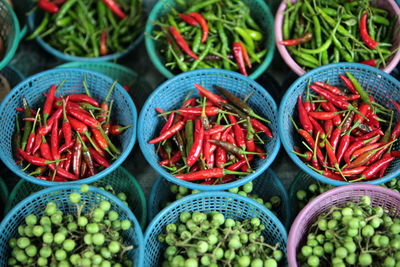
[
  {"left": 109, "top": 125, "right": 131, "bottom": 135},
  {"left": 63, "top": 152, "right": 72, "bottom": 172},
  {"left": 178, "top": 107, "right": 220, "bottom": 116},
  {"left": 50, "top": 117, "right": 60, "bottom": 160},
  {"left": 38, "top": 108, "right": 63, "bottom": 136},
  {"left": 216, "top": 127, "right": 231, "bottom": 167},
  {"left": 324, "top": 120, "right": 333, "bottom": 139},
  {"left": 345, "top": 140, "right": 395, "bottom": 169},
  {"left": 149, "top": 121, "right": 185, "bottom": 144},
  {"left": 329, "top": 127, "right": 341, "bottom": 152},
  {"left": 352, "top": 142, "right": 383, "bottom": 159},
  {"left": 67, "top": 107, "right": 100, "bottom": 128},
  {"left": 390, "top": 100, "right": 400, "bottom": 140},
  {"left": 239, "top": 42, "right": 251, "bottom": 68},
  {"left": 38, "top": 0, "right": 59, "bottom": 13},
  {"left": 355, "top": 156, "right": 394, "bottom": 181},
  {"left": 367, "top": 144, "right": 389, "bottom": 165},
  {"left": 37, "top": 176, "right": 67, "bottom": 182},
  {"left": 54, "top": 166, "right": 78, "bottom": 180},
  {"left": 61, "top": 100, "right": 72, "bottom": 146},
  {"left": 297, "top": 95, "right": 313, "bottom": 134},
  {"left": 336, "top": 166, "right": 367, "bottom": 176},
  {"left": 391, "top": 151, "right": 400, "bottom": 158},
  {"left": 365, "top": 112, "right": 380, "bottom": 129},
  {"left": 68, "top": 94, "right": 100, "bottom": 107},
  {"left": 32, "top": 132, "right": 43, "bottom": 155},
  {"left": 314, "top": 81, "right": 344, "bottom": 96},
  {"left": 344, "top": 135, "right": 380, "bottom": 164},
  {"left": 360, "top": 59, "right": 377, "bottom": 67},
  {"left": 200, "top": 176, "right": 235, "bottom": 185},
  {"left": 80, "top": 161, "right": 88, "bottom": 178},
  {"left": 310, "top": 85, "right": 352, "bottom": 111},
  {"left": 25, "top": 111, "right": 41, "bottom": 154},
  {"left": 160, "top": 112, "right": 175, "bottom": 135},
  {"left": 336, "top": 134, "right": 350, "bottom": 164},
  {"left": 169, "top": 26, "right": 198, "bottom": 59},
  {"left": 279, "top": 32, "right": 312, "bottom": 46},
  {"left": 179, "top": 13, "right": 198, "bottom": 25},
  {"left": 100, "top": 31, "right": 107, "bottom": 56},
  {"left": 43, "top": 85, "right": 57, "bottom": 125},
  {"left": 360, "top": 12, "right": 379, "bottom": 50},
  {"left": 321, "top": 102, "right": 341, "bottom": 126},
  {"left": 377, "top": 153, "right": 392, "bottom": 178},
  {"left": 88, "top": 147, "right": 110, "bottom": 168},
  {"left": 18, "top": 148, "right": 61, "bottom": 166},
  {"left": 308, "top": 111, "right": 339, "bottom": 120},
  {"left": 187, "top": 119, "right": 204, "bottom": 167},
  {"left": 308, "top": 165, "right": 343, "bottom": 180},
  {"left": 101, "top": 0, "right": 126, "bottom": 19},
  {"left": 250, "top": 119, "right": 273, "bottom": 138},
  {"left": 72, "top": 140, "right": 82, "bottom": 177},
  {"left": 159, "top": 151, "right": 181, "bottom": 166},
  {"left": 352, "top": 129, "right": 384, "bottom": 142},
  {"left": 298, "top": 129, "right": 325, "bottom": 166},
  {"left": 207, "top": 152, "right": 215, "bottom": 168},
  {"left": 228, "top": 114, "right": 246, "bottom": 149},
  {"left": 292, "top": 150, "right": 312, "bottom": 161},
  {"left": 194, "top": 84, "right": 226, "bottom": 105},
  {"left": 232, "top": 42, "right": 248, "bottom": 76},
  {"left": 188, "top": 12, "right": 208, "bottom": 43},
  {"left": 339, "top": 74, "right": 357, "bottom": 94},
  {"left": 175, "top": 168, "right": 248, "bottom": 181},
  {"left": 254, "top": 145, "right": 267, "bottom": 159}
]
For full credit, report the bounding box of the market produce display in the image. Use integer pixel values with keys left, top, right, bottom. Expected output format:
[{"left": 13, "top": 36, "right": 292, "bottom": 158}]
[
  {"left": 28, "top": 0, "right": 144, "bottom": 58},
  {"left": 13, "top": 81, "right": 129, "bottom": 182},
  {"left": 149, "top": 0, "right": 268, "bottom": 76},
  {"left": 148, "top": 83, "right": 272, "bottom": 185},
  {"left": 157, "top": 211, "right": 284, "bottom": 267},
  {"left": 291, "top": 71, "right": 400, "bottom": 182},
  {"left": 164, "top": 181, "right": 282, "bottom": 217},
  {"left": 278, "top": 0, "right": 398, "bottom": 71},
  {"left": 5, "top": 185, "right": 136, "bottom": 266},
  {"left": 296, "top": 195, "right": 400, "bottom": 267}
]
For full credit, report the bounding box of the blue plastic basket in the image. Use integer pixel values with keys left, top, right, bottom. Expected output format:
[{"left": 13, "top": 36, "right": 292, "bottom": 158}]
[
  {"left": 0, "top": 176, "right": 8, "bottom": 219},
  {"left": 4, "top": 167, "right": 147, "bottom": 229},
  {"left": 279, "top": 63, "right": 400, "bottom": 186},
  {"left": 0, "top": 68, "right": 137, "bottom": 187},
  {"left": 148, "top": 169, "right": 292, "bottom": 229},
  {"left": 0, "top": 185, "right": 144, "bottom": 266},
  {"left": 138, "top": 69, "right": 280, "bottom": 191},
  {"left": 0, "top": 65, "right": 24, "bottom": 88},
  {"left": 27, "top": 11, "right": 143, "bottom": 62},
  {"left": 144, "top": 191, "right": 287, "bottom": 267}
]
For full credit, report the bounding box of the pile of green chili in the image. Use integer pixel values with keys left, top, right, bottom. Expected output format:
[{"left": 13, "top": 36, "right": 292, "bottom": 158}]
[
  {"left": 28, "top": 0, "right": 144, "bottom": 58},
  {"left": 151, "top": 0, "right": 267, "bottom": 76},
  {"left": 280, "top": 0, "right": 398, "bottom": 70}
]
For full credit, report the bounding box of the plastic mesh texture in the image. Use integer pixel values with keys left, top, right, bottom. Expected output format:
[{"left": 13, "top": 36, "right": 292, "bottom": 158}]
[
  {"left": 0, "top": 177, "right": 8, "bottom": 219},
  {"left": 56, "top": 62, "right": 153, "bottom": 109},
  {"left": 275, "top": 0, "right": 400, "bottom": 75},
  {"left": 144, "top": 192, "right": 288, "bottom": 267},
  {"left": 27, "top": 11, "right": 143, "bottom": 62},
  {"left": 0, "top": 0, "right": 19, "bottom": 70},
  {"left": 4, "top": 167, "right": 147, "bottom": 229},
  {"left": 0, "top": 185, "right": 144, "bottom": 266},
  {"left": 279, "top": 63, "right": 400, "bottom": 186},
  {"left": 287, "top": 184, "right": 400, "bottom": 267},
  {"left": 144, "top": 0, "right": 275, "bottom": 80},
  {"left": 138, "top": 69, "right": 280, "bottom": 191},
  {"left": 148, "top": 169, "right": 291, "bottom": 229},
  {"left": 0, "top": 68, "right": 137, "bottom": 186}
]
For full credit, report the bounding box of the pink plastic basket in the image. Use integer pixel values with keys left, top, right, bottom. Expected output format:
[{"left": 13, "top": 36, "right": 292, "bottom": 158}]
[
  {"left": 275, "top": 0, "right": 400, "bottom": 76},
  {"left": 287, "top": 184, "right": 400, "bottom": 267}
]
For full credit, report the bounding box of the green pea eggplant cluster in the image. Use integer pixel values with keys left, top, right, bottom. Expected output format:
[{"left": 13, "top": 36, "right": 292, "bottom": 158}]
[
  {"left": 6, "top": 185, "right": 135, "bottom": 266},
  {"left": 297, "top": 196, "right": 400, "bottom": 267},
  {"left": 280, "top": 0, "right": 397, "bottom": 70},
  {"left": 152, "top": 0, "right": 266, "bottom": 76},
  {"left": 29, "top": 0, "right": 144, "bottom": 58},
  {"left": 158, "top": 212, "right": 283, "bottom": 267}
]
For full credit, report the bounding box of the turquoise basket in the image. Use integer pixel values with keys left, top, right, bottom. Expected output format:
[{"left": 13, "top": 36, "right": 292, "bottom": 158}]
[
  {"left": 145, "top": 0, "right": 275, "bottom": 80},
  {"left": 4, "top": 167, "right": 147, "bottom": 229},
  {"left": 0, "top": 185, "right": 144, "bottom": 266},
  {"left": 279, "top": 63, "right": 400, "bottom": 186},
  {"left": 144, "top": 191, "right": 287, "bottom": 266},
  {"left": 148, "top": 169, "right": 292, "bottom": 229},
  {"left": 0, "top": 176, "right": 8, "bottom": 219},
  {"left": 0, "top": 68, "right": 137, "bottom": 187}
]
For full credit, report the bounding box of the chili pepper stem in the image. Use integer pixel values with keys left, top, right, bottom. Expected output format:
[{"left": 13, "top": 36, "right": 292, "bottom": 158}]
[
  {"left": 83, "top": 74, "right": 91, "bottom": 97},
  {"left": 21, "top": 164, "right": 31, "bottom": 172},
  {"left": 290, "top": 116, "right": 299, "bottom": 131}
]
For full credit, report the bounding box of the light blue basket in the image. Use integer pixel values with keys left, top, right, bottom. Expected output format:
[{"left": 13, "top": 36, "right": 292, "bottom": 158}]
[
  {"left": 27, "top": 11, "right": 143, "bottom": 62},
  {"left": 0, "top": 65, "right": 24, "bottom": 88},
  {"left": 144, "top": 191, "right": 287, "bottom": 266},
  {"left": 0, "top": 185, "right": 144, "bottom": 266},
  {"left": 279, "top": 63, "right": 400, "bottom": 186},
  {"left": 138, "top": 69, "right": 280, "bottom": 191},
  {"left": 0, "top": 68, "right": 137, "bottom": 186},
  {"left": 148, "top": 169, "right": 292, "bottom": 229}
]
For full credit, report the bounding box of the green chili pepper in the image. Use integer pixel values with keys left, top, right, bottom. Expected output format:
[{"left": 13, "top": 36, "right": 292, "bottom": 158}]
[
  {"left": 291, "top": 49, "right": 319, "bottom": 66},
  {"left": 170, "top": 45, "right": 188, "bottom": 72},
  {"left": 56, "top": 17, "right": 72, "bottom": 27},
  {"left": 235, "top": 27, "right": 255, "bottom": 51},
  {"left": 304, "top": 0, "right": 322, "bottom": 47},
  {"left": 21, "top": 97, "right": 33, "bottom": 151},
  {"left": 185, "top": 120, "right": 194, "bottom": 156},
  {"left": 56, "top": 0, "right": 78, "bottom": 21},
  {"left": 190, "top": 39, "right": 214, "bottom": 70},
  {"left": 346, "top": 72, "right": 372, "bottom": 106},
  {"left": 245, "top": 13, "right": 261, "bottom": 32},
  {"left": 186, "top": 0, "right": 220, "bottom": 13},
  {"left": 26, "top": 12, "right": 50, "bottom": 40},
  {"left": 300, "top": 37, "right": 332, "bottom": 54},
  {"left": 244, "top": 28, "right": 263, "bottom": 41},
  {"left": 295, "top": 56, "right": 319, "bottom": 69}
]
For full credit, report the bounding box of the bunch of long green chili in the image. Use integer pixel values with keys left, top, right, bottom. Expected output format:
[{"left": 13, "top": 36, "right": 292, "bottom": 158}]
[{"left": 28, "top": 0, "right": 144, "bottom": 58}]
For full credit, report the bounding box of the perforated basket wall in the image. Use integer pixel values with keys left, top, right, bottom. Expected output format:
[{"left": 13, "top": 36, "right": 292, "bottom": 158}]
[
  {"left": 0, "top": 65, "right": 24, "bottom": 88},
  {"left": 275, "top": 0, "right": 400, "bottom": 75},
  {"left": 4, "top": 167, "right": 147, "bottom": 228},
  {"left": 0, "top": 185, "right": 144, "bottom": 266},
  {"left": 279, "top": 63, "right": 400, "bottom": 186},
  {"left": 145, "top": 0, "right": 275, "bottom": 80},
  {"left": 148, "top": 169, "right": 291, "bottom": 228},
  {"left": 138, "top": 69, "right": 280, "bottom": 191},
  {"left": 0, "top": 176, "right": 8, "bottom": 219},
  {"left": 56, "top": 62, "right": 153, "bottom": 109},
  {"left": 0, "top": 68, "right": 137, "bottom": 186},
  {"left": 287, "top": 184, "right": 400, "bottom": 267},
  {"left": 27, "top": 10, "right": 144, "bottom": 62},
  {"left": 144, "top": 192, "right": 288, "bottom": 267},
  {"left": 0, "top": 0, "right": 25, "bottom": 70}
]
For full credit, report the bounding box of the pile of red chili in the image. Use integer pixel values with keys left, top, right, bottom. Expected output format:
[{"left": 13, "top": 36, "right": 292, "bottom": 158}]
[
  {"left": 148, "top": 84, "right": 273, "bottom": 185},
  {"left": 13, "top": 81, "right": 130, "bottom": 182},
  {"left": 292, "top": 72, "right": 400, "bottom": 182}
]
